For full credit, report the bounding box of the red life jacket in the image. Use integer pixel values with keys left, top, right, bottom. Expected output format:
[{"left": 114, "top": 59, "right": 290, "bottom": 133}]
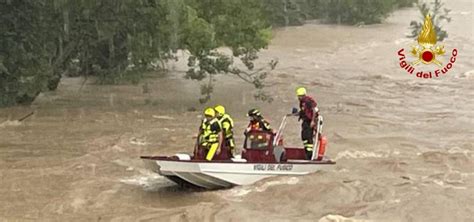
[
  {"left": 247, "top": 119, "right": 271, "bottom": 132},
  {"left": 249, "top": 121, "right": 260, "bottom": 130},
  {"left": 299, "top": 95, "right": 317, "bottom": 121}
]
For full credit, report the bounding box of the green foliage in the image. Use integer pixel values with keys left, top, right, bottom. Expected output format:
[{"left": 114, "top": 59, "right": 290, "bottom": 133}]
[
  {"left": 0, "top": 1, "right": 58, "bottom": 106},
  {"left": 96, "top": 69, "right": 144, "bottom": 85},
  {"left": 0, "top": 0, "right": 275, "bottom": 107},
  {"left": 1, "top": 0, "right": 419, "bottom": 107},
  {"left": 262, "top": 0, "right": 308, "bottom": 26},
  {"left": 408, "top": 0, "right": 451, "bottom": 42},
  {"left": 183, "top": 0, "right": 274, "bottom": 103}
]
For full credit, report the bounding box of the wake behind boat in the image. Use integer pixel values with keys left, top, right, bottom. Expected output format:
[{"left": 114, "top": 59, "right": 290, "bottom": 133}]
[{"left": 141, "top": 114, "right": 335, "bottom": 189}]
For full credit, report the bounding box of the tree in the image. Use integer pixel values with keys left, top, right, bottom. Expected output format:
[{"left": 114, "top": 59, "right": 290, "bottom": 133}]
[
  {"left": 2, "top": 0, "right": 417, "bottom": 107},
  {"left": 408, "top": 0, "right": 451, "bottom": 41},
  {"left": 0, "top": 1, "right": 60, "bottom": 106},
  {"left": 0, "top": 0, "right": 275, "bottom": 107},
  {"left": 183, "top": 0, "right": 274, "bottom": 103}
]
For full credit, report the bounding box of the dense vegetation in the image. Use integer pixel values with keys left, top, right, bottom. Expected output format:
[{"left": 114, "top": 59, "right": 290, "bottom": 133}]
[{"left": 1, "top": 0, "right": 418, "bottom": 107}]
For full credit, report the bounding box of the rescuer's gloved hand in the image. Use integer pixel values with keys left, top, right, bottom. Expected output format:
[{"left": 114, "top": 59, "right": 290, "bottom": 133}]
[{"left": 291, "top": 107, "right": 299, "bottom": 115}]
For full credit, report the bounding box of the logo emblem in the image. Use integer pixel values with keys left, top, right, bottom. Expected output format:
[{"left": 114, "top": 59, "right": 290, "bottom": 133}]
[
  {"left": 411, "top": 14, "right": 445, "bottom": 66},
  {"left": 397, "top": 14, "right": 458, "bottom": 79}
]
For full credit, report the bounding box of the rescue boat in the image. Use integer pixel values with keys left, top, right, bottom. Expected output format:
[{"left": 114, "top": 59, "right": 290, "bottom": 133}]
[{"left": 141, "top": 114, "right": 335, "bottom": 189}]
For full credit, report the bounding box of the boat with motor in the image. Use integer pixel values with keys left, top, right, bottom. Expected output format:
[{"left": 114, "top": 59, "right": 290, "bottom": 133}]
[{"left": 141, "top": 113, "right": 335, "bottom": 189}]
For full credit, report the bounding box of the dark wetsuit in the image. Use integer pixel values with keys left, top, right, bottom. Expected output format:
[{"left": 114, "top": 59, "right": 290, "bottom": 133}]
[{"left": 299, "top": 95, "right": 318, "bottom": 159}]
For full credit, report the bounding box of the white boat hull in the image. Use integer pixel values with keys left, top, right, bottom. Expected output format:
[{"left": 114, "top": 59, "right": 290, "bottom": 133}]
[{"left": 143, "top": 157, "right": 335, "bottom": 189}]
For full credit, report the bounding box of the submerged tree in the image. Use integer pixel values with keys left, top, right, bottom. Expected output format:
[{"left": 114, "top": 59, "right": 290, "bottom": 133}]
[{"left": 408, "top": 0, "right": 451, "bottom": 41}]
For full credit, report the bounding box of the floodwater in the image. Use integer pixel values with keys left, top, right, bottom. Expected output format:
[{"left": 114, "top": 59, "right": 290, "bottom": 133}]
[{"left": 1, "top": 1, "right": 473, "bottom": 221}]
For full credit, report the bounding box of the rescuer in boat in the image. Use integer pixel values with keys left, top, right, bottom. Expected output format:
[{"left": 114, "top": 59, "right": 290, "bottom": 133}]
[
  {"left": 244, "top": 108, "right": 274, "bottom": 149},
  {"left": 295, "top": 87, "right": 319, "bottom": 160},
  {"left": 214, "top": 105, "right": 235, "bottom": 157},
  {"left": 198, "top": 108, "right": 224, "bottom": 161},
  {"left": 244, "top": 108, "right": 273, "bottom": 134}
]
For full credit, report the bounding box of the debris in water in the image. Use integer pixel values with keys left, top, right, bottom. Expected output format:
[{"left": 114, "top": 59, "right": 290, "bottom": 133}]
[
  {"left": 18, "top": 111, "right": 35, "bottom": 122},
  {"left": 401, "top": 176, "right": 410, "bottom": 180}
]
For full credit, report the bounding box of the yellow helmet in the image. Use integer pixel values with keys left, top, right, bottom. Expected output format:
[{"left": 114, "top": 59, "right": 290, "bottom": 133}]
[
  {"left": 214, "top": 105, "right": 225, "bottom": 115},
  {"left": 296, "top": 87, "right": 306, "bottom": 96},
  {"left": 204, "top": 107, "right": 215, "bottom": 117}
]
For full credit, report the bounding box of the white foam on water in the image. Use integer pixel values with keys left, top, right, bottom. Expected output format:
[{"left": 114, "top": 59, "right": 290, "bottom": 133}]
[
  {"left": 111, "top": 144, "right": 125, "bottom": 152},
  {"left": 447, "top": 147, "right": 472, "bottom": 155},
  {"left": 335, "top": 150, "right": 389, "bottom": 160},
  {"left": 432, "top": 180, "right": 467, "bottom": 190},
  {"left": 152, "top": 115, "right": 175, "bottom": 120},
  {"left": 455, "top": 70, "right": 474, "bottom": 79},
  {"left": 129, "top": 137, "right": 149, "bottom": 146},
  {"left": 451, "top": 11, "right": 472, "bottom": 15},
  {"left": 337, "top": 168, "right": 349, "bottom": 173},
  {"left": 119, "top": 169, "right": 170, "bottom": 192},
  {"left": 227, "top": 188, "right": 253, "bottom": 198},
  {"left": 295, "top": 48, "right": 307, "bottom": 53},
  {"left": 223, "top": 177, "right": 300, "bottom": 200},
  {"left": 389, "top": 199, "right": 401, "bottom": 204},
  {"left": 0, "top": 120, "right": 21, "bottom": 128},
  {"left": 394, "top": 38, "right": 411, "bottom": 45},
  {"left": 255, "top": 177, "right": 300, "bottom": 192},
  {"left": 318, "top": 214, "right": 372, "bottom": 222}
]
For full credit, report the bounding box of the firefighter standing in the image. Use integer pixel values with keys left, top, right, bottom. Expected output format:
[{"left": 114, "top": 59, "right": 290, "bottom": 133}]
[
  {"left": 199, "top": 108, "right": 223, "bottom": 161},
  {"left": 296, "top": 87, "right": 318, "bottom": 160},
  {"left": 214, "top": 105, "right": 235, "bottom": 157}
]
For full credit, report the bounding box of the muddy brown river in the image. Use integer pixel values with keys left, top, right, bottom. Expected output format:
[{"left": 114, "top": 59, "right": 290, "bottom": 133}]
[{"left": 1, "top": 1, "right": 473, "bottom": 221}]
